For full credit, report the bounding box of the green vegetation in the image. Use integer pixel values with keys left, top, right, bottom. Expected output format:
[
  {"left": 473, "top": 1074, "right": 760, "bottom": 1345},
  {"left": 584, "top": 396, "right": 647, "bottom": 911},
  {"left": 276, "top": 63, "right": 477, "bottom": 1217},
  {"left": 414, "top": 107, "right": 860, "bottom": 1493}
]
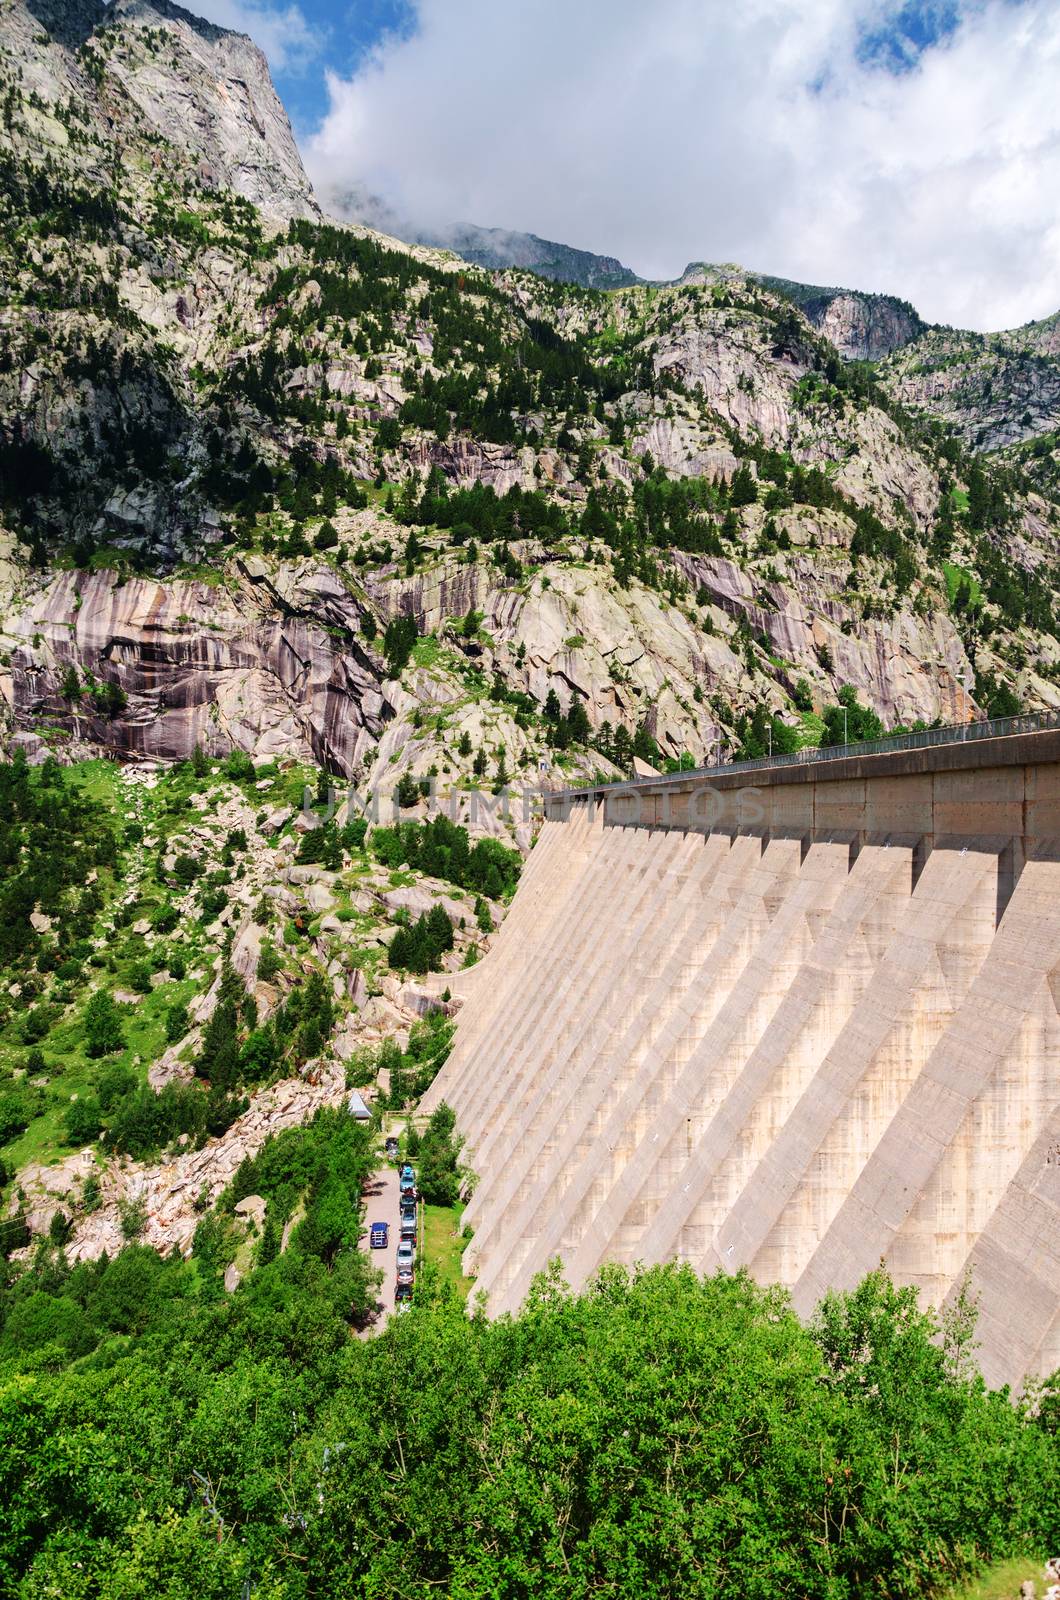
[
  {"left": 1, "top": 1161, "right": 1057, "bottom": 1600},
  {"left": 589, "top": 718, "right": 665, "bottom": 773},
  {"left": 944, "top": 560, "right": 983, "bottom": 614},
  {"left": 420, "top": 1199, "right": 473, "bottom": 1300},
  {"left": 371, "top": 814, "right": 521, "bottom": 900},
  {"left": 387, "top": 904, "right": 455, "bottom": 974},
  {"left": 820, "top": 684, "right": 886, "bottom": 746},
  {"left": 732, "top": 705, "right": 801, "bottom": 761},
  {"left": 0, "top": 753, "right": 355, "bottom": 1189},
  {"left": 377, "top": 1012, "right": 454, "bottom": 1107},
  {"left": 415, "top": 1099, "right": 464, "bottom": 1205},
  {"left": 943, "top": 1559, "right": 1049, "bottom": 1600}
]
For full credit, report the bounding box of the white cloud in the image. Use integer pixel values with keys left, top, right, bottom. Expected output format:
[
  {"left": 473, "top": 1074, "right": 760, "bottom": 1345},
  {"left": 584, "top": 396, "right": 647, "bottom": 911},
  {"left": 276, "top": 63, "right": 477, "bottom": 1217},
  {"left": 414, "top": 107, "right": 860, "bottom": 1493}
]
[
  {"left": 190, "top": 0, "right": 318, "bottom": 72},
  {"left": 304, "top": 0, "right": 1060, "bottom": 331}
]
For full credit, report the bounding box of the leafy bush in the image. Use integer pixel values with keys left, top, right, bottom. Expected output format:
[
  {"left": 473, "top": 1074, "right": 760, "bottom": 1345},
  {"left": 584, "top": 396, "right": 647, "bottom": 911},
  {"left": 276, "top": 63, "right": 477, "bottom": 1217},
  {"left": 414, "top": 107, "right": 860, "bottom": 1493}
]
[
  {"left": 416, "top": 1100, "right": 463, "bottom": 1203},
  {"left": 383, "top": 1012, "right": 454, "bottom": 1107},
  {"left": 0, "top": 1218, "right": 1054, "bottom": 1599},
  {"left": 64, "top": 1094, "right": 103, "bottom": 1144},
  {"left": 821, "top": 683, "right": 885, "bottom": 747},
  {"left": 0, "top": 1088, "right": 36, "bottom": 1146},
  {"left": 83, "top": 990, "right": 124, "bottom": 1058},
  {"left": 222, "top": 749, "right": 256, "bottom": 781}
]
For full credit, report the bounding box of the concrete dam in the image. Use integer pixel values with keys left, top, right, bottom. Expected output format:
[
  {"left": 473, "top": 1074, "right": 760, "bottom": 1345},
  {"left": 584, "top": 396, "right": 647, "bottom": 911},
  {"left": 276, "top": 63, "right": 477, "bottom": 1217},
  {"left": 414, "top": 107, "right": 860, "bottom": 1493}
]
[{"left": 421, "top": 724, "right": 1060, "bottom": 1388}]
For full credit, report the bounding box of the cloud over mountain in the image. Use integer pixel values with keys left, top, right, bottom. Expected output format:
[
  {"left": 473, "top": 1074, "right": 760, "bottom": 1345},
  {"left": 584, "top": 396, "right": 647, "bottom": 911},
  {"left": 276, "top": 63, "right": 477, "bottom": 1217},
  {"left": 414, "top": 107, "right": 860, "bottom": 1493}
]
[{"left": 304, "top": 0, "right": 1060, "bottom": 331}]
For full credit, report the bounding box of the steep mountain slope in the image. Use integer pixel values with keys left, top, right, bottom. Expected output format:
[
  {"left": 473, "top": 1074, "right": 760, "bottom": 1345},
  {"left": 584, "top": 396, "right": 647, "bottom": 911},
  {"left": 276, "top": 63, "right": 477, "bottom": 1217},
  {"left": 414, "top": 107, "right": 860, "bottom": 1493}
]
[
  {"left": 880, "top": 310, "right": 1060, "bottom": 451},
  {"left": 683, "top": 264, "right": 926, "bottom": 361},
  {"left": 2, "top": 0, "right": 1060, "bottom": 797},
  {"left": 3, "top": 0, "right": 1060, "bottom": 1333},
  {"left": 6, "top": 0, "right": 317, "bottom": 219}
]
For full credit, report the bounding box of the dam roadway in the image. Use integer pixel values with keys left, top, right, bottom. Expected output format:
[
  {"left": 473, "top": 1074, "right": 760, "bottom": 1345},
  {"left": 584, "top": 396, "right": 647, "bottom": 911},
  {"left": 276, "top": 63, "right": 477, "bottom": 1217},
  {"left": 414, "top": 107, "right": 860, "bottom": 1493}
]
[{"left": 421, "top": 715, "right": 1060, "bottom": 1389}]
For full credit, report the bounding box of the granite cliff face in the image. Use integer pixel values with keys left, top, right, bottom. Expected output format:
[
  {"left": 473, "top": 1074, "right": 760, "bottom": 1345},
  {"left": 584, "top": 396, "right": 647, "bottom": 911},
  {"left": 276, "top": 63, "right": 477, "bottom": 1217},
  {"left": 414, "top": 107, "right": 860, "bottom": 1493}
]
[
  {"left": 101, "top": 0, "right": 318, "bottom": 222},
  {"left": 6, "top": 0, "right": 317, "bottom": 221},
  {"left": 1, "top": 562, "right": 391, "bottom": 770},
  {"left": 756, "top": 277, "right": 925, "bottom": 361},
  {"left": 881, "top": 313, "right": 1060, "bottom": 451},
  {"left": 0, "top": 527, "right": 986, "bottom": 777},
  {"left": 805, "top": 291, "right": 923, "bottom": 363}
]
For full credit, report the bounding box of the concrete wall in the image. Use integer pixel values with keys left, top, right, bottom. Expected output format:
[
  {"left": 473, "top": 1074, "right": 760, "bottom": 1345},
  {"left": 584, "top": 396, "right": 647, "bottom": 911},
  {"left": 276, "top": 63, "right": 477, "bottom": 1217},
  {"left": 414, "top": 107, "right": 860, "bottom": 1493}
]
[{"left": 424, "top": 734, "right": 1060, "bottom": 1387}]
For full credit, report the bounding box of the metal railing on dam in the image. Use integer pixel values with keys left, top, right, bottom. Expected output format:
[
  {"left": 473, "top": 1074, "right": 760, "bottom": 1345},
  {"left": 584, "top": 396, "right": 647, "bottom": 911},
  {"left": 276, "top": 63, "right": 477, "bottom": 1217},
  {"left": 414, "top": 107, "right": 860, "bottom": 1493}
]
[{"left": 555, "top": 705, "right": 1060, "bottom": 799}]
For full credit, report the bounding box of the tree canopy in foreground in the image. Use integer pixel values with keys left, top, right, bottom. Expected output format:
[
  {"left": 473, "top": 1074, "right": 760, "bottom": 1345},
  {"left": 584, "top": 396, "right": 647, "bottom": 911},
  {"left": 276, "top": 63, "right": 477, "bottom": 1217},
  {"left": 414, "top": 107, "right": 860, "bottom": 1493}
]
[{"left": 1, "top": 1109, "right": 1057, "bottom": 1600}]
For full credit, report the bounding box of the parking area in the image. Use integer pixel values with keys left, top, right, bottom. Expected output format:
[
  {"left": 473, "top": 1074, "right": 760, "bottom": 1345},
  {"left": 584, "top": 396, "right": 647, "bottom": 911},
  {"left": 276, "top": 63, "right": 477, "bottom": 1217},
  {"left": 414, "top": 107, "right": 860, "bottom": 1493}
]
[{"left": 359, "top": 1165, "right": 403, "bottom": 1330}]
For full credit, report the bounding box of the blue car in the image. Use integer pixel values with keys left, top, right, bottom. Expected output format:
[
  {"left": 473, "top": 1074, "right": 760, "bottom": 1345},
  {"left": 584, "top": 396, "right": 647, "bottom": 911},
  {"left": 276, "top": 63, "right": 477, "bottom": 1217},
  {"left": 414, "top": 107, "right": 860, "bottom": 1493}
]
[{"left": 369, "top": 1221, "right": 389, "bottom": 1249}]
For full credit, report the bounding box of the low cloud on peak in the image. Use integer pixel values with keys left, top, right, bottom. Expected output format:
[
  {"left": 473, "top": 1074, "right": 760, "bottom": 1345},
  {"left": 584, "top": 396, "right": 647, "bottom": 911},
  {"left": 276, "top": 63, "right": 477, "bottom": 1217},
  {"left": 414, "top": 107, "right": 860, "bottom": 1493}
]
[{"left": 299, "top": 0, "right": 1060, "bottom": 332}]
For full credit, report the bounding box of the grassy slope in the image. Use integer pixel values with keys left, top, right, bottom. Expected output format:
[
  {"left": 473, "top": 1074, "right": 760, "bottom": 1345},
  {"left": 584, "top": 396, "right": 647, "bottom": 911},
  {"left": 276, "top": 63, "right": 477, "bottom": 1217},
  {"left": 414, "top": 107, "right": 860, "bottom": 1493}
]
[
  {"left": 945, "top": 1557, "right": 1047, "bottom": 1600},
  {"left": 0, "top": 756, "right": 317, "bottom": 1177},
  {"left": 421, "top": 1200, "right": 475, "bottom": 1300}
]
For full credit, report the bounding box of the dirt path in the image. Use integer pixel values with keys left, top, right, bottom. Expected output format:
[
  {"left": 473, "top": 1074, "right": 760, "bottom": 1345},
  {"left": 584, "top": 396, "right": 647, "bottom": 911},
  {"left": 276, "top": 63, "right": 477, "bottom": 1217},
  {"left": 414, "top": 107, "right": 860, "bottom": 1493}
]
[{"left": 360, "top": 1166, "right": 402, "bottom": 1331}]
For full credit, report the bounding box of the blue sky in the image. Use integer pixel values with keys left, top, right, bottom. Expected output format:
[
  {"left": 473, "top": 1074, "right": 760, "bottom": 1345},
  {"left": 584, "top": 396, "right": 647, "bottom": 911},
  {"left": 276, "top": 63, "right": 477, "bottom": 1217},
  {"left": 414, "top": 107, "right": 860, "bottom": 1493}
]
[
  {"left": 272, "top": 0, "right": 413, "bottom": 134},
  {"left": 856, "top": 1, "right": 963, "bottom": 71},
  {"left": 192, "top": 0, "right": 1059, "bottom": 330}
]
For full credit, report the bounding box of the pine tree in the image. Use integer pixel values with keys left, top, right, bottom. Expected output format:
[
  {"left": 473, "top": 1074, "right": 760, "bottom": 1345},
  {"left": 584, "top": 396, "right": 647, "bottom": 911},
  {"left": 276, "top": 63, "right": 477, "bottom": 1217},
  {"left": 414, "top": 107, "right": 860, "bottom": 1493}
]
[
  {"left": 567, "top": 698, "right": 591, "bottom": 742},
  {"left": 258, "top": 1211, "right": 280, "bottom": 1266},
  {"left": 729, "top": 465, "right": 759, "bottom": 507}
]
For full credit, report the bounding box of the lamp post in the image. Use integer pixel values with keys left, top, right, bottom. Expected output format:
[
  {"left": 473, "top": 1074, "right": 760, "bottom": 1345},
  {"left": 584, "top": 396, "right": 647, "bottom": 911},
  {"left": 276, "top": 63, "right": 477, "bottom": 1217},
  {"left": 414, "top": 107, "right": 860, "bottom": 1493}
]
[{"left": 843, "top": 707, "right": 848, "bottom": 746}]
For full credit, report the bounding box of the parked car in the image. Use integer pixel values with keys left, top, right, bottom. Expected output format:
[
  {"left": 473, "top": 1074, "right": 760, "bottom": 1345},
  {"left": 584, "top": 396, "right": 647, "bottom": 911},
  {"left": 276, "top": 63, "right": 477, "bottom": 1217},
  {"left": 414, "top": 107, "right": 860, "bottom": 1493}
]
[
  {"left": 369, "top": 1221, "right": 389, "bottom": 1249},
  {"left": 396, "top": 1239, "right": 415, "bottom": 1270},
  {"left": 399, "top": 1174, "right": 416, "bottom": 1198},
  {"left": 400, "top": 1164, "right": 415, "bottom": 1180},
  {"left": 395, "top": 1281, "right": 413, "bottom": 1303},
  {"left": 400, "top": 1219, "right": 417, "bottom": 1244},
  {"left": 396, "top": 1264, "right": 414, "bottom": 1287},
  {"left": 384, "top": 1137, "right": 399, "bottom": 1160}
]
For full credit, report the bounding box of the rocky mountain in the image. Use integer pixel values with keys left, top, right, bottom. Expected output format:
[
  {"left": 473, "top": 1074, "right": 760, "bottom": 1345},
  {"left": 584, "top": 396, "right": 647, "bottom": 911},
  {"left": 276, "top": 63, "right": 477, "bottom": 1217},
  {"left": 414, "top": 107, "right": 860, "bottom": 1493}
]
[
  {"left": 2, "top": 0, "right": 1060, "bottom": 786},
  {"left": 677, "top": 263, "right": 925, "bottom": 361},
  {"left": 4, "top": 0, "right": 1060, "bottom": 1286},
  {"left": 754, "top": 273, "right": 925, "bottom": 361},
  {"left": 370, "top": 229, "right": 928, "bottom": 362},
  {"left": 880, "top": 310, "right": 1060, "bottom": 452},
  {"left": 6, "top": 0, "right": 316, "bottom": 219}
]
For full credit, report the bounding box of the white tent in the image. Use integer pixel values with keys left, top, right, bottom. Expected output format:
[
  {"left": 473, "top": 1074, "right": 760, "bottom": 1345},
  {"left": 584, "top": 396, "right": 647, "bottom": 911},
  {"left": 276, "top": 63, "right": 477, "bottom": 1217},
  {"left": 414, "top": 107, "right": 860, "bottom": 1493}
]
[{"left": 346, "top": 1089, "right": 372, "bottom": 1121}]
